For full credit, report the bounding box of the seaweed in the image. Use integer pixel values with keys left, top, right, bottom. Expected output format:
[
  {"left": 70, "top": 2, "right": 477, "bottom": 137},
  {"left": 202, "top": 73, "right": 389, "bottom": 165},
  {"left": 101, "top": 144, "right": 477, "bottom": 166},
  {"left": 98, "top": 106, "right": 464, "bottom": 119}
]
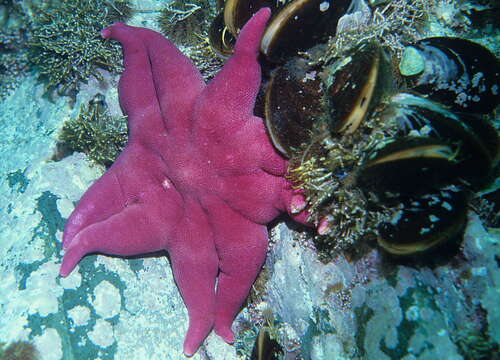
[
  {"left": 157, "top": 0, "right": 224, "bottom": 81},
  {"left": 0, "top": 0, "right": 29, "bottom": 100},
  {"left": 57, "top": 94, "right": 128, "bottom": 167},
  {"left": 0, "top": 29, "right": 29, "bottom": 100},
  {"left": 157, "top": 0, "right": 216, "bottom": 46},
  {"left": 27, "top": 0, "right": 132, "bottom": 97}
]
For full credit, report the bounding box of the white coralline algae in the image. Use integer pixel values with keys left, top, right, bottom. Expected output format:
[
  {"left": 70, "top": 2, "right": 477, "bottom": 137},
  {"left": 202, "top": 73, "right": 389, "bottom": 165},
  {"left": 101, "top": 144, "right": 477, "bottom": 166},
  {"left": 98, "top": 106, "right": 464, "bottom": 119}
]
[{"left": 265, "top": 213, "right": 499, "bottom": 359}]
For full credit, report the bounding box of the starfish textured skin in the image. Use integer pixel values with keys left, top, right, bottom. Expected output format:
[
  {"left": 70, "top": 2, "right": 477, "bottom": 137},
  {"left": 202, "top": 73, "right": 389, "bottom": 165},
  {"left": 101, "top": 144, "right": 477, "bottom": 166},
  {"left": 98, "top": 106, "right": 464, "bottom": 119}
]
[{"left": 59, "top": 8, "right": 310, "bottom": 356}]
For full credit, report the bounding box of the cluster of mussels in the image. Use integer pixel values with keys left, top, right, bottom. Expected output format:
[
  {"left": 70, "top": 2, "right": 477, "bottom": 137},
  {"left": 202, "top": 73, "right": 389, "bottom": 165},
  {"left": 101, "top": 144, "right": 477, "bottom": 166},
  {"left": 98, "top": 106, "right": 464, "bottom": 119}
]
[{"left": 210, "top": 0, "right": 500, "bottom": 259}]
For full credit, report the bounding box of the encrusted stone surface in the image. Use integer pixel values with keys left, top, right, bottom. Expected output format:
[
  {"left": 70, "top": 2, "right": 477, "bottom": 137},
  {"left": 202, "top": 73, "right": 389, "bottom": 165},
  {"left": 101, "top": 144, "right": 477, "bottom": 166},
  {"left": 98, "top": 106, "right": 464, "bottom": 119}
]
[{"left": 266, "top": 215, "right": 499, "bottom": 359}]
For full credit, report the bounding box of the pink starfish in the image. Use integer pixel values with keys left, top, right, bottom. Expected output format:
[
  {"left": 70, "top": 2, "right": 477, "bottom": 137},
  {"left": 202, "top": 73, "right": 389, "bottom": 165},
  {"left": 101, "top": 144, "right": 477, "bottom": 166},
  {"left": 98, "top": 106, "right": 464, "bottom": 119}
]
[{"left": 60, "top": 8, "right": 312, "bottom": 355}]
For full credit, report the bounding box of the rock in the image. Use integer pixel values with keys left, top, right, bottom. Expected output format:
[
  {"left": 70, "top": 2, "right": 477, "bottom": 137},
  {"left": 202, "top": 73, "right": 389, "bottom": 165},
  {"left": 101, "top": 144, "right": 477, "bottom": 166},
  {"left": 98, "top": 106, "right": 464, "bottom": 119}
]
[{"left": 265, "top": 214, "right": 499, "bottom": 359}]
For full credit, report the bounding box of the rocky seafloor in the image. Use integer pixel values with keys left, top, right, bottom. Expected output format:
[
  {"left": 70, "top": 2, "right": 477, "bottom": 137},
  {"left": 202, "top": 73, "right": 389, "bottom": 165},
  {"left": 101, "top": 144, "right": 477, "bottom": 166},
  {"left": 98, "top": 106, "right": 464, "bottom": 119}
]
[{"left": 0, "top": 0, "right": 499, "bottom": 359}]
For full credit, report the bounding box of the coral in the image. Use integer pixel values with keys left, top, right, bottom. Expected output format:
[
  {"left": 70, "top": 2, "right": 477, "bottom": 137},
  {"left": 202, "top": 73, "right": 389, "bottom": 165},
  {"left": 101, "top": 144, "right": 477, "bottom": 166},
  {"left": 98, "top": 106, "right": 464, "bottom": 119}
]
[
  {"left": 57, "top": 94, "right": 128, "bottom": 167},
  {"left": 27, "top": 0, "right": 132, "bottom": 96}
]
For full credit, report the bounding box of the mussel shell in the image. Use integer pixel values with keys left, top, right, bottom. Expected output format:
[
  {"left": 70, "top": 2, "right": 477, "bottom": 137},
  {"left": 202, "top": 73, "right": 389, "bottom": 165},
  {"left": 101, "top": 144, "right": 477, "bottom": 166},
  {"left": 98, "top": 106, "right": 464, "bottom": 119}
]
[
  {"left": 250, "top": 327, "right": 283, "bottom": 360},
  {"left": 223, "top": 0, "right": 276, "bottom": 35},
  {"left": 357, "top": 136, "right": 459, "bottom": 197},
  {"left": 378, "top": 187, "right": 467, "bottom": 256},
  {"left": 326, "top": 40, "right": 392, "bottom": 134},
  {"left": 261, "top": 0, "right": 351, "bottom": 63},
  {"left": 399, "top": 37, "right": 500, "bottom": 114},
  {"left": 264, "top": 58, "right": 324, "bottom": 156},
  {"left": 209, "top": 12, "right": 236, "bottom": 57},
  {"left": 383, "top": 92, "right": 499, "bottom": 189}
]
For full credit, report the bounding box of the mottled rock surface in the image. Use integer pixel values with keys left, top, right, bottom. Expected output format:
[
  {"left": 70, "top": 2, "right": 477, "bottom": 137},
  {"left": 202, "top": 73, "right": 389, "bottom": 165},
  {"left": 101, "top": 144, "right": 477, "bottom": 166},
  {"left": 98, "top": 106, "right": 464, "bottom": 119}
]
[{"left": 264, "top": 216, "right": 499, "bottom": 359}]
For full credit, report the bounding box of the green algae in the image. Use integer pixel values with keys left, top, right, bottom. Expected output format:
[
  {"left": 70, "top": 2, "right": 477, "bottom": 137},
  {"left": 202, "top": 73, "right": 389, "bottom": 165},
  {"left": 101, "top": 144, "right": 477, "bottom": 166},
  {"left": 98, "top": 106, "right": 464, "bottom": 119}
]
[
  {"left": 27, "top": 0, "right": 131, "bottom": 96},
  {"left": 58, "top": 95, "right": 128, "bottom": 167}
]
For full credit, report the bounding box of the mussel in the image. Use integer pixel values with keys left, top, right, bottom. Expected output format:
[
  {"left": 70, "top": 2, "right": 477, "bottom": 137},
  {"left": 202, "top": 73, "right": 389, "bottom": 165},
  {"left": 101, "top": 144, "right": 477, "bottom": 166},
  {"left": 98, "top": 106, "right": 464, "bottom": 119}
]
[
  {"left": 399, "top": 37, "right": 500, "bottom": 114},
  {"left": 224, "top": 0, "right": 276, "bottom": 35},
  {"left": 264, "top": 58, "right": 324, "bottom": 157},
  {"left": 356, "top": 136, "right": 459, "bottom": 198},
  {"left": 210, "top": 0, "right": 352, "bottom": 62},
  {"left": 254, "top": 4, "right": 499, "bottom": 259},
  {"left": 260, "top": 0, "right": 351, "bottom": 62},
  {"left": 377, "top": 186, "right": 468, "bottom": 256},
  {"left": 209, "top": 12, "right": 236, "bottom": 57},
  {"left": 325, "top": 40, "right": 392, "bottom": 134},
  {"left": 378, "top": 92, "right": 499, "bottom": 189}
]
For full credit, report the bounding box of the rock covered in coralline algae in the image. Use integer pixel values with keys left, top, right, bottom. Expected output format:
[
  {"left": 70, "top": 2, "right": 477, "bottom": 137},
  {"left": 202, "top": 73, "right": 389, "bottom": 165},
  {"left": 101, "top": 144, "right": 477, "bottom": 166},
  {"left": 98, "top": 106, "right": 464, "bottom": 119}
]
[{"left": 265, "top": 214, "right": 499, "bottom": 359}]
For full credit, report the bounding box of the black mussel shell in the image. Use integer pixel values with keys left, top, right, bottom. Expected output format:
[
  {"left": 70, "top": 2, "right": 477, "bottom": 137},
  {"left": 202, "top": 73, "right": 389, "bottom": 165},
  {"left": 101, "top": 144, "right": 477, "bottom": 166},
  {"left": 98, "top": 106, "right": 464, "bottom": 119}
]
[
  {"left": 382, "top": 92, "right": 499, "bottom": 189},
  {"left": 378, "top": 187, "right": 467, "bottom": 256},
  {"left": 250, "top": 327, "right": 283, "bottom": 360},
  {"left": 399, "top": 37, "right": 500, "bottom": 114},
  {"left": 357, "top": 136, "right": 459, "bottom": 198},
  {"left": 209, "top": 12, "right": 236, "bottom": 57},
  {"left": 224, "top": 0, "right": 276, "bottom": 35},
  {"left": 261, "top": 0, "right": 351, "bottom": 63},
  {"left": 264, "top": 58, "right": 324, "bottom": 156},
  {"left": 326, "top": 40, "right": 392, "bottom": 135}
]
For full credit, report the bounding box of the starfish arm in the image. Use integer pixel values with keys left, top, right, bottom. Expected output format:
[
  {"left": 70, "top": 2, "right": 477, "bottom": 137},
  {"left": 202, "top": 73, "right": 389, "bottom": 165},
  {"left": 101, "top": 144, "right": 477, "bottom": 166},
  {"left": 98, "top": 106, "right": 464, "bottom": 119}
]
[
  {"left": 101, "top": 23, "right": 204, "bottom": 142},
  {"left": 62, "top": 169, "right": 124, "bottom": 250},
  {"left": 245, "top": 116, "right": 289, "bottom": 175},
  {"left": 60, "top": 202, "right": 170, "bottom": 277},
  {"left": 279, "top": 183, "right": 312, "bottom": 225},
  {"left": 131, "top": 26, "right": 206, "bottom": 135},
  {"left": 63, "top": 148, "right": 178, "bottom": 248},
  {"left": 201, "top": 198, "right": 269, "bottom": 343},
  {"left": 193, "top": 8, "right": 271, "bottom": 136},
  {"left": 166, "top": 200, "right": 219, "bottom": 356},
  {"left": 62, "top": 148, "right": 185, "bottom": 275}
]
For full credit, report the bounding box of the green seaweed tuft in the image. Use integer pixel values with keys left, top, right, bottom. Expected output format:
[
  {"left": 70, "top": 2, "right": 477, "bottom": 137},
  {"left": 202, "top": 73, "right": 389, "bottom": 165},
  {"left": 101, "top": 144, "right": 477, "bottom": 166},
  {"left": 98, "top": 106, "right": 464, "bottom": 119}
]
[
  {"left": 157, "top": 0, "right": 216, "bottom": 46},
  {"left": 27, "top": 0, "right": 132, "bottom": 96},
  {"left": 57, "top": 94, "right": 128, "bottom": 167},
  {"left": 0, "top": 1, "right": 30, "bottom": 100}
]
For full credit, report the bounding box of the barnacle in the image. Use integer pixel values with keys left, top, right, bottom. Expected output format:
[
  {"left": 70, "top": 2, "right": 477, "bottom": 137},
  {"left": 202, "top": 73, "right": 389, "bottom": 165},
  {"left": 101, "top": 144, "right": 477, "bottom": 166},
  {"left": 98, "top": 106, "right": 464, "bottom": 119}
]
[{"left": 27, "top": 0, "right": 132, "bottom": 96}]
